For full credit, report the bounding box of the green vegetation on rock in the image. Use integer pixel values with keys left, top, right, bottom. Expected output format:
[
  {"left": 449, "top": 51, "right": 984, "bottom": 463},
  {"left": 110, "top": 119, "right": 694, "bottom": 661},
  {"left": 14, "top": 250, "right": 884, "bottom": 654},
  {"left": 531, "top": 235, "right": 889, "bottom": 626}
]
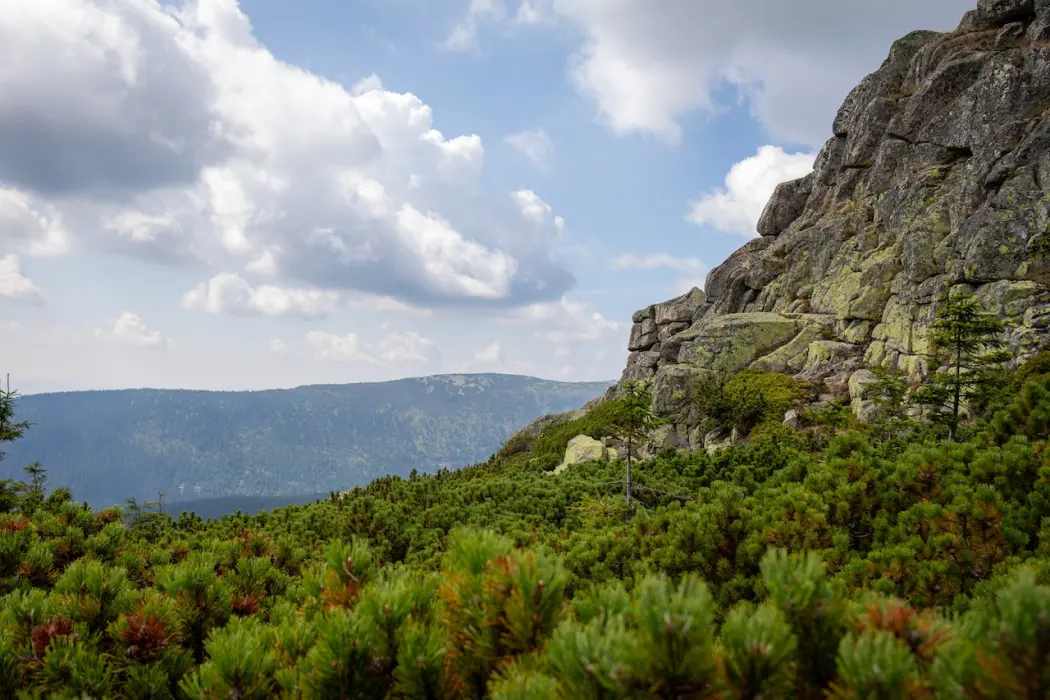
[
  {"left": 914, "top": 292, "right": 1010, "bottom": 440},
  {"left": 695, "top": 369, "right": 809, "bottom": 437}
]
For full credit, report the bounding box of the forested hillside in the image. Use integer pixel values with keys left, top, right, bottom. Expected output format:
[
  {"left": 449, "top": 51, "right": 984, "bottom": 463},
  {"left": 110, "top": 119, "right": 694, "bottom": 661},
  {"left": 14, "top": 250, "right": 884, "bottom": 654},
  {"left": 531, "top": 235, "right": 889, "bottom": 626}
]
[
  {"left": 2, "top": 374, "right": 612, "bottom": 507},
  {"left": 4, "top": 346, "right": 1050, "bottom": 696}
]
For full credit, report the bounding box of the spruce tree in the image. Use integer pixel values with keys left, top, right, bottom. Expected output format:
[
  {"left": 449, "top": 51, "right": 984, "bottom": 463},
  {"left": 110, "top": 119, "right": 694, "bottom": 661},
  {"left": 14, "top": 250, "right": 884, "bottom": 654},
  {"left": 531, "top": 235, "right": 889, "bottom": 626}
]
[
  {"left": 0, "top": 378, "right": 30, "bottom": 464},
  {"left": 868, "top": 365, "right": 912, "bottom": 439},
  {"left": 915, "top": 292, "right": 1009, "bottom": 440},
  {"left": 609, "top": 380, "right": 663, "bottom": 515}
]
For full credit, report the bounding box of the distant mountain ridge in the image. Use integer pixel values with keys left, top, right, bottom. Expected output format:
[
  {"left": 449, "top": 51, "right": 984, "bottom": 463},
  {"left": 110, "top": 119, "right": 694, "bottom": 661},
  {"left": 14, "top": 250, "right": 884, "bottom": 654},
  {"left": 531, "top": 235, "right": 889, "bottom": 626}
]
[{"left": 3, "top": 373, "right": 613, "bottom": 507}]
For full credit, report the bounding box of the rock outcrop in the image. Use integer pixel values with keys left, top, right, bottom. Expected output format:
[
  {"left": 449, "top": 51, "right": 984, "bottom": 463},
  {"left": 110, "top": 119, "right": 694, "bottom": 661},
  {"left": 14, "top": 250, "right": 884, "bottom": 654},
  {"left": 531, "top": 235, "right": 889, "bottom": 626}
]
[
  {"left": 618, "top": 0, "right": 1050, "bottom": 443},
  {"left": 551, "top": 435, "right": 618, "bottom": 474}
]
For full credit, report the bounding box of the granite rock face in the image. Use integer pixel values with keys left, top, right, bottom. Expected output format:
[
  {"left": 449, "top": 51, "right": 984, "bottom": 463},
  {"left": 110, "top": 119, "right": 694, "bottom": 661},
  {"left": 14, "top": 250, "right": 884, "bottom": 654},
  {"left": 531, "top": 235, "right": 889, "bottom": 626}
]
[{"left": 617, "top": 0, "right": 1050, "bottom": 438}]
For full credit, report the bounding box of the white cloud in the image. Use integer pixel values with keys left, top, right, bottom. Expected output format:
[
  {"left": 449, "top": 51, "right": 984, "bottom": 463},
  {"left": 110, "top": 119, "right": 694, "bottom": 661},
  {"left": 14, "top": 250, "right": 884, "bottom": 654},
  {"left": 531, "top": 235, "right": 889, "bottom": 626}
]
[
  {"left": 672, "top": 277, "right": 707, "bottom": 296},
  {"left": 511, "top": 190, "right": 564, "bottom": 235},
  {"left": 514, "top": 1, "right": 547, "bottom": 25},
  {"left": 515, "top": 298, "right": 620, "bottom": 343},
  {"left": 505, "top": 129, "right": 553, "bottom": 169},
  {"left": 345, "top": 291, "right": 434, "bottom": 317},
  {"left": 467, "top": 340, "right": 535, "bottom": 374},
  {"left": 0, "top": 0, "right": 572, "bottom": 312},
  {"left": 444, "top": 0, "right": 505, "bottom": 52},
  {"left": 245, "top": 248, "right": 279, "bottom": 276},
  {"left": 611, "top": 252, "right": 710, "bottom": 294},
  {"left": 610, "top": 253, "right": 708, "bottom": 275},
  {"left": 475, "top": 341, "right": 503, "bottom": 363},
  {"left": 0, "top": 254, "right": 45, "bottom": 304},
  {"left": 0, "top": 188, "right": 71, "bottom": 256},
  {"left": 394, "top": 205, "right": 517, "bottom": 299},
  {"left": 269, "top": 339, "right": 289, "bottom": 353},
  {"left": 110, "top": 312, "right": 166, "bottom": 348},
  {"left": 687, "top": 146, "right": 816, "bottom": 238},
  {"left": 181, "top": 273, "right": 340, "bottom": 319},
  {"left": 305, "top": 330, "right": 370, "bottom": 362},
  {"left": 305, "top": 327, "right": 439, "bottom": 367},
  {"left": 487, "top": 0, "right": 972, "bottom": 146},
  {"left": 351, "top": 74, "right": 383, "bottom": 96},
  {"left": 377, "top": 329, "right": 440, "bottom": 365}
]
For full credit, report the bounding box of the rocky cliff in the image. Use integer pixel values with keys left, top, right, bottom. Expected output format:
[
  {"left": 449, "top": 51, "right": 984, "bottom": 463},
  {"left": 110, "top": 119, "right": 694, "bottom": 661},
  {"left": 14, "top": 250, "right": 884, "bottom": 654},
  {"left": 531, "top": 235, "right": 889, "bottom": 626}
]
[{"left": 620, "top": 0, "right": 1050, "bottom": 450}]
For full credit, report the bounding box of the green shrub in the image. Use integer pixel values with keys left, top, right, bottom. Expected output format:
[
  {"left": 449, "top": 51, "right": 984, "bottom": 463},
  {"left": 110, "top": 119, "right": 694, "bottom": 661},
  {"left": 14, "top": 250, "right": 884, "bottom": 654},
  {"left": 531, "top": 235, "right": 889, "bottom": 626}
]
[
  {"left": 696, "top": 369, "right": 808, "bottom": 435},
  {"left": 4, "top": 362, "right": 1050, "bottom": 696},
  {"left": 528, "top": 399, "right": 629, "bottom": 469}
]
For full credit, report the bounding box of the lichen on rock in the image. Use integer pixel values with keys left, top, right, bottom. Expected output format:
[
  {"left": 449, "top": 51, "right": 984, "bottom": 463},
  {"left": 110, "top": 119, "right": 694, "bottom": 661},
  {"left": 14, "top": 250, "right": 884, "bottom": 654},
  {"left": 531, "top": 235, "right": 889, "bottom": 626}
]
[{"left": 551, "top": 435, "right": 614, "bottom": 475}]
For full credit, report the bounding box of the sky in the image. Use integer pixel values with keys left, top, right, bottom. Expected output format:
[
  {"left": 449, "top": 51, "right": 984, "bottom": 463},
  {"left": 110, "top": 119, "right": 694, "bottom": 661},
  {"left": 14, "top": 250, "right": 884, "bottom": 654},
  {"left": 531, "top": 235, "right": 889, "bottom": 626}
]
[{"left": 0, "top": 0, "right": 975, "bottom": 394}]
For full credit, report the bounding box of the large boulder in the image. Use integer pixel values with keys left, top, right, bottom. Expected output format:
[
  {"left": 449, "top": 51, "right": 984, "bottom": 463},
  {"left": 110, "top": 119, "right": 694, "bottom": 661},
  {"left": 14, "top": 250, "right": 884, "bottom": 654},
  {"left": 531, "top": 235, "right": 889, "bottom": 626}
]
[
  {"left": 757, "top": 175, "right": 814, "bottom": 237},
  {"left": 849, "top": 369, "right": 880, "bottom": 422},
  {"left": 978, "top": 0, "right": 1035, "bottom": 25},
  {"left": 628, "top": 318, "right": 658, "bottom": 352},
  {"left": 653, "top": 287, "right": 707, "bottom": 325},
  {"left": 552, "top": 435, "right": 613, "bottom": 475},
  {"left": 677, "top": 313, "right": 812, "bottom": 375}
]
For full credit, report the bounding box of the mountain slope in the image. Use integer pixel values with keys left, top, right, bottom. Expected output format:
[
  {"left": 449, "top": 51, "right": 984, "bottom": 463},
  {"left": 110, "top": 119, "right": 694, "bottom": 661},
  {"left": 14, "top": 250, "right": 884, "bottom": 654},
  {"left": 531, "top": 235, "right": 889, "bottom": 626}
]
[{"left": 3, "top": 374, "right": 612, "bottom": 506}]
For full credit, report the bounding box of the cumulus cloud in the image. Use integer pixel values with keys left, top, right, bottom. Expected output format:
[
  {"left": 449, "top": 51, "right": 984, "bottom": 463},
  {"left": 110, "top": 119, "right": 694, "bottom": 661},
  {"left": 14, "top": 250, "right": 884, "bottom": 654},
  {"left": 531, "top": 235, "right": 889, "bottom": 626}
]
[
  {"left": 514, "top": 298, "right": 620, "bottom": 343},
  {"left": 468, "top": 341, "right": 535, "bottom": 374},
  {"left": 378, "top": 329, "right": 441, "bottom": 365},
  {"left": 305, "top": 331, "right": 368, "bottom": 362},
  {"left": 511, "top": 190, "right": 564, "bottom": 235},
  {"left": 0, "top": 188, "right": 71, "bottom": 256},
  {"left": 345, "top": 291, "right": 434, "bottom": 317},
  {"left": 505, "top": 129, "right": 553, "bottom": 169},
  {"left": 0, "top": 0, "right": 573, "bottom": 312},
  {"left": 0, "top": 254, "right": 45, "bottom": 304},
  {"left": 514, "top": 1, "right": 547, "bottom": 26},
  {"left": 305, "top": 327, "right": 440, "bottom": 368},
  {"left": 611, "top": 252, "right": 710, "bottom": 294},
  {"left": 181, "top": 273, "right": 340, "bottom": 319},
  {"left": 610, "top": 253, "right": 708, "bottom": 275},
  {"left": 110, "top": 312, "right": 166, "bottom": 347},
  {"left": 483, "top": 0, "right": 972, "bottom": 146},
  {"left": 475, "top": 342, "right": 503, "bottom": 363},
  {"left": 0, "top": 0, "right": 225, "bottom": 196},
  {"left": 687, "top": 146, "right": 816, "bottom": 238},
  {"left": 444, "top": 0, "right": 505, "bottom": 52},
  {"left": 269, "top": 339, "right": 289, "bottom": 353}
]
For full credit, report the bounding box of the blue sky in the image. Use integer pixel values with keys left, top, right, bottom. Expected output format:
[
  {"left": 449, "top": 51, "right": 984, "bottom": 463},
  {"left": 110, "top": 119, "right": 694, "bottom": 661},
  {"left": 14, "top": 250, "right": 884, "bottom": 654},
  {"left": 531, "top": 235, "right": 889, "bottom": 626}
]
[{"left": 0, "top": 0, "right": 973, "bottom": 393}]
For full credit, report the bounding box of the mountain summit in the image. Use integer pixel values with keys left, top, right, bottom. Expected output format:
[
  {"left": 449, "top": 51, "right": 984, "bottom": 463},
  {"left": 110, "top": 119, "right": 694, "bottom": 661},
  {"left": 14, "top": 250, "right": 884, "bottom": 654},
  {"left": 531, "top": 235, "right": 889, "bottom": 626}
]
[{"left": 620, "top": 0, "right": 1050, "bottom": 448}]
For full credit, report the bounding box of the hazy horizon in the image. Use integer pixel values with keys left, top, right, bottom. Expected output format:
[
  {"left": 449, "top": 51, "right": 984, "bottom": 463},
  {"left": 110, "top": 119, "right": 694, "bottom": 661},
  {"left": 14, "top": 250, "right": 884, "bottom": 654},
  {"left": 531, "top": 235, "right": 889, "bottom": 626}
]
[{"left": 10, "top": 371, "right": 616, "bottom": 397}]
